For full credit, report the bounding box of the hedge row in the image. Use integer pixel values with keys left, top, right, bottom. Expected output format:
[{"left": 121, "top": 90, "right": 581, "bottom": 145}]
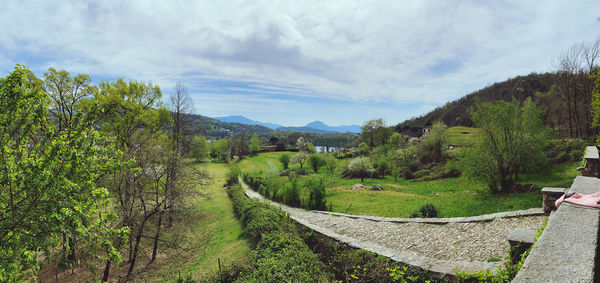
[
  {"left": 224, "top": 184, "right": 328, "bottom": 282},
  {"left": 225, "top": 180, "right": 440, "bottom": 282}
]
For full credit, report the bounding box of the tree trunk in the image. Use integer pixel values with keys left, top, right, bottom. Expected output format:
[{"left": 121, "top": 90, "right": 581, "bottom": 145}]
[
  {"left": 127, "top": 230, "right": 143, "bottom": 277},
  {"left": 67, "top": 236, "right": 76, "bottom": 261},
  {"left": 101, "top": 260, "right": 110, "bottom": 282},
  {"left": 151, "top": 212, "right": 163, "bottom": 263}
]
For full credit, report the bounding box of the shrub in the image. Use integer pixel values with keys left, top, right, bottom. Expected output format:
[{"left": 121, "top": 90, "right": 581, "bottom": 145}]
[
  {"left": 226, "top": 185, "right": 328, "bottom": 282},
  {"left": 308, "top": 153, "right": 326, "bottom": 173},
  {"left": 226, "top": 164, "right": 241, "bottom": 186},
  {"left": 409, "top": 203, "right": 440, "bottom": 218},
  {"left": 544, "top": 138, "right": 586, "bottom": 165},
  {"left": 358, "top": 142, "right": 370, "bottom": 156},
  {"left": 278, "top": 153, "right": 291, "bottom": 169},
  {"left": 324, "top": 154, "right": 338, "bottom": 173},
  {"left": 306, "top": 177, "right": 327, "bottom": 210},
  {"left": 283, "top": 178, "right": 302, "bottom": 207}
]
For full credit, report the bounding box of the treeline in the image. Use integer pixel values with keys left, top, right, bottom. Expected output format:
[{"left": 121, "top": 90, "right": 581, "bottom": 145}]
[
  {"left": 0, "top": 66, "right": 205, "bottom": 281},
  {"left": 397, "top": 39, "right": 600, "bottom": 139}
]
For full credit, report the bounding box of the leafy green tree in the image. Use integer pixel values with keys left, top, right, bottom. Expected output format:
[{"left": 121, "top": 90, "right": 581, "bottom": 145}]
[
  {"left": 387, "top": 132, "right": 407, "bottom": 149},
  {"left": 324, "top": 154, "right": 338, "bottom": 173},
  {"left": 346, "top": 157, "right": 374, "bottom": 182},
  {"left": 462, "top": 98, "right": 550, "bottom": 193},
  {"left": 308, "top": 154, "right": 326, "bottom": 173},
  {"left": 307, "top": 142, "right": 316, "bottom": 153},
  {"left": 292, "top": 152, "right": 309, "bottom": 168},
  {"left": 250, "top": 133, "right": 261, "bottom": 154},
  {"left": 361, "top": 119, "right": 393, "bottom": 147},
  {"left": 279, "top": 153, "right": 291, "bottom": 169},
  {"left": 93, "top": 78, "right": 172, "bottom": 277},
  {"left": 358, "top": 142, "right": 370, "bottom": 156},
  {"left": 43, "top": 67, "right": 95, "bottom": 131},
  {"left": 229, "top": 137, "right": 250, "bottom": 159},
  {"left": 417, "top": 121, "right": 447, "bottom": 164},
  {"left": 0, "top": 66, "right": 128, "bottom": 281},
  {"left": 189, "top": 135, "right": 209, "bottom": 162},
  {"left": 210, "top": 139, "right": 229, "bottom": 160}
]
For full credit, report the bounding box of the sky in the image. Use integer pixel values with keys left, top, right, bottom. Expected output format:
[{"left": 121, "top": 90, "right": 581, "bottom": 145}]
[{"left": 1, "top": 1, "right": 599, "bottom": 127}]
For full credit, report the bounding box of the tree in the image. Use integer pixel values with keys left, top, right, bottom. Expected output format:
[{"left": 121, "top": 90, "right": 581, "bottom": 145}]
[
  {"left": 0, "top": 66, "right": 127, "bottom": 281},
  {"left": 296, "top": 136, "right": 309, "bottom": 151},
  {"left": 308, "top": 154, "right": 326, "bottom": 173},
  {"left": 462, "top": 98, "right": 550, "bottom": 193},
  {"left": 93, "top": 78, "right": 172, "bottom": 277},
  {"left": 324, "top": 154, "right": 338, "bottom": 173},
  {"left": 292, "top": 152, "right": 309, "bottom": 168},
  {"left": 279, "top": 153, "right": 291, "bottom": 169},
  {"left": 307, "top": 143, "right": 316, "bottom": 153},
  {"left": 166, "top": 82, "right": 195, "bottom": 227},
  {"left": 43, "top": 67, "right": 97, "bottom": 264},
  {"left": 43, "top": 67, "right": 95, "bottom": 131},
  {"left": 210, "top": 139, "right": 229, "bottom": 160},
  {"left": 346, "top": 157, "right": 374, "bottom": 182},
  {"left": 189, "top": 135, "right": 209, "bottom": 162},
  {"left": 387, "top": 132, "right": 407, "bottom": 149},
  {"left": 358, "top": 142, "right": 370, "bottom": 156},
  {"left": 269, "top": 136, "right": 280, "bottom": 145},
  {"left": 250, "top": 133, "right": 261, "bottom": 154},
  {"left": 417, "top": 121, "right": 447, "bottom": 164},
  {"left": 361, "top": 119, "right": 392, "bottom": 147}
]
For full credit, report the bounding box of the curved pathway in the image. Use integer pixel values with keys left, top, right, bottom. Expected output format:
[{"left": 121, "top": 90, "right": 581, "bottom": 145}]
[{"left": 239, "top": 177, "right": 547, "bottom": 277}]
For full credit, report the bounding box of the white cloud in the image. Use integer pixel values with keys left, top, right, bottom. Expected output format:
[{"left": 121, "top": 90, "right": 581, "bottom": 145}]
[{"left": 0, "top": 0, "right": 599, "bottom": 125}]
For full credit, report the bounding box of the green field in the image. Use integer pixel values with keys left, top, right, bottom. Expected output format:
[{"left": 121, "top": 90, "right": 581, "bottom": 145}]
[
  {"left": 446, "top": 126, "right": 481, "bottom": 147},
  {"left": 239, "top": 151, "right": 578, "bottom": 218}
]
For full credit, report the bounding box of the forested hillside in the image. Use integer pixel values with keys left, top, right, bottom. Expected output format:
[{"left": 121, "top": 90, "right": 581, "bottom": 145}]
[
  {"left": 397, "top": 42, "right": 599, "bottom": 139},
  {"left": 186, "top": 114, "right": 273, "bottom": 140},
  {"left": 396, "top": 72, "right": 560, "bottom": 136}
]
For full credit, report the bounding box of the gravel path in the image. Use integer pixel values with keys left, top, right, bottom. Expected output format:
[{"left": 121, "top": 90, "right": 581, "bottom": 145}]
[{"left": 240, "top": 178, "right": 547, "bottom": 274}]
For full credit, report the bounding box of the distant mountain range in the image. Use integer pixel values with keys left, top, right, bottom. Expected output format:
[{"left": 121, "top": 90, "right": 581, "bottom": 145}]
[{"left": 213, "top": 115, "right": 361, "bottom": 134}]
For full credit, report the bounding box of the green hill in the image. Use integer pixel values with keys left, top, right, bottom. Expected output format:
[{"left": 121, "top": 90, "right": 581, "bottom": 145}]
[{"left": 395, "top": 72, "right": 561, "bottom": 136}]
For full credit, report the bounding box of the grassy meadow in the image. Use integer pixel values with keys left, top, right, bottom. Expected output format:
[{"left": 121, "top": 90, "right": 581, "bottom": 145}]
[
  {"left": 137, "top": 162, "right": 251, "bottom": 282},
  {"left": 446, "top": 126, "right": 481, "bottom": 147},
  {"left": 238, "top": 150, "right": 578, "bottom": 218}
]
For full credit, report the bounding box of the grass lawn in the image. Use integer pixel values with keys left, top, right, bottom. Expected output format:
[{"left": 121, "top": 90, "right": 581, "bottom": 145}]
[
  {"left": 446, "top": 126, "right": 481, "bottom": 147},
  {"left": 238, "top": 152, "right": 578, "bottom": 218},
  {"left": 135, "top": 162, "right": 251, "bottom": 282}
]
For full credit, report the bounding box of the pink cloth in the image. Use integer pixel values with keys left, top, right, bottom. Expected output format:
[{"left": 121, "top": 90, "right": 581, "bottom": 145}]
[{"left": 555, "top": 192, "right": 600, "bottom": 209}]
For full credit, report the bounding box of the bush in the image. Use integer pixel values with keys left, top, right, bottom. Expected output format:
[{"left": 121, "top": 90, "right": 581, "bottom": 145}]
[
  {"left": 409, "top": 203, "right": 440, "bottom": 218},
  {"left": 278, "top": 153, "right": 291, "bottom": 169},
  {"left": 283, "top": 178, "right": 302, "bottom": 207},
  {"left": 226, "top": 185, "right": 328, "bottom": 282},
  {"left": 306, "top": 177, "right": 327, "bottom": 210},
  {"left": 226, "top": 164, "right": 241, "bottom": 186},
  {"left": 544, "top": 138, "right": 586, "bottom": 165},
  {"left": 308, "top": 154, "right": 326, "bottom": 173}
]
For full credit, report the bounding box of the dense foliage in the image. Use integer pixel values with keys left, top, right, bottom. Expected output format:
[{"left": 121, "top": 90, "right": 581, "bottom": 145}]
[
  {"left": 461, "top": 98, "right": 550, "bottom": 193},
  {"left": 226, "top": 184, "right": 327, "bottom": 282},
  {"left": 0, "top": 66, "right": 129, "bottom": 281}
]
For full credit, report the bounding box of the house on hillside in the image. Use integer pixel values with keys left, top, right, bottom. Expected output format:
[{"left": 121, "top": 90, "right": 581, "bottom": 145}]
[{"left": 422, "top": 126, "right": 432, "bottom": 137}]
